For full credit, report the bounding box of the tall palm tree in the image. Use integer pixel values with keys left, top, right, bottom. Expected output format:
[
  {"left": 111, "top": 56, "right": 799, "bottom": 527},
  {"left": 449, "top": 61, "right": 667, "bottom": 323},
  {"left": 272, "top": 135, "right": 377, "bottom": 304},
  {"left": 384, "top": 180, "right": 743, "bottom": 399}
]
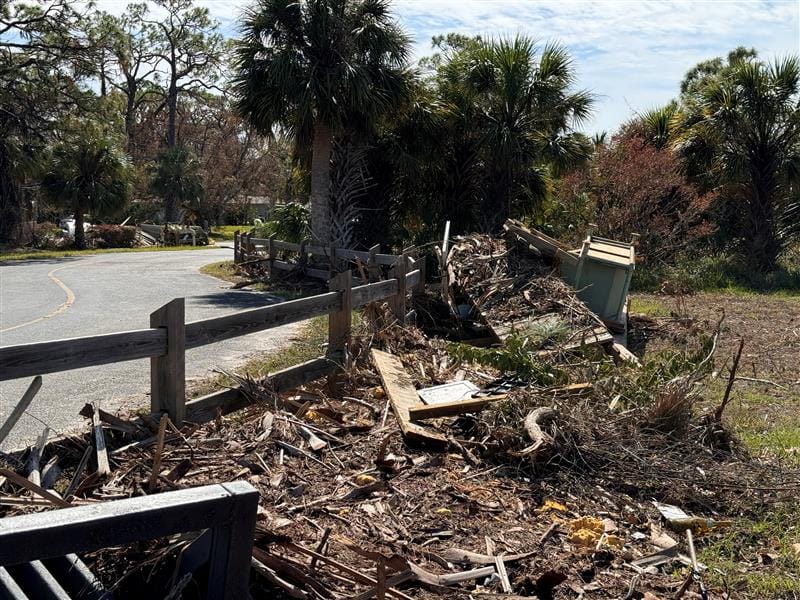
[
  {"left": 41, "top": 135, "right": 132, "bottom": 249},
  {"left": 234, "top": 0, "right": 411, "bottom": 244},
  {"left": 674, "top": 55, "right": 800, "bottom": 271},
  {"left": 458, "top": 37, "right": 594, "bottom": 230}
]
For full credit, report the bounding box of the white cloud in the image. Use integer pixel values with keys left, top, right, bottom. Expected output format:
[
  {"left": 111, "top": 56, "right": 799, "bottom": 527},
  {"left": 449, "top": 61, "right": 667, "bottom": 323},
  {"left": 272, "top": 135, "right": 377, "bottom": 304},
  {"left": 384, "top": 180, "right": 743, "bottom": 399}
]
[{"left": 91, "top": 0, "right": 800, "bottom": 132}]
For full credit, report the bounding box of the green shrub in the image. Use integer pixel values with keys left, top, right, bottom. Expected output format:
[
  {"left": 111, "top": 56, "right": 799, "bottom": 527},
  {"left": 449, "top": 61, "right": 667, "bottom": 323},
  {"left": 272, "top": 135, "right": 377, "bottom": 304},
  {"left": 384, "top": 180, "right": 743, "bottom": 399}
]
[
  {"left": 448, "top": 334, "right": 567, "bottom": 385},
  {"left": 632, "top": 250, "right": 800, "bottom": 294},
  {"left": 252, "top": 203, "right": 309, "bottom": 243}
]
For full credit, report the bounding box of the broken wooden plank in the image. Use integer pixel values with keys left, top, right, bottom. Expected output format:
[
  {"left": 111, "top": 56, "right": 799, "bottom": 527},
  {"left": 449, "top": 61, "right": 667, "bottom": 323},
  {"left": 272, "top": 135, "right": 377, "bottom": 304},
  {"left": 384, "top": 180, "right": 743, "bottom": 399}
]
[
  {"left": 408, "top": 395, "right": 508, "bottom": 421},
  {"left": 611, "top": 333, "right": 641, "bottom": 366},
  {"left": 0, "top": 375, "right": 42, "bottom": 446},
  {"left": 79, "top": 403, "right": 138, "bottom": 435},
  {"left": 0, "top": 468, "right": 70, "bottom": 508},
  {"left": 92, "top": 405, "right": 110, "bottom": 477},
  {"left": 25, "top": 426, "right": 48, "bottom": 486},
  {"left": 64, "top": 446, "right": 92, "bottom": 500},
  {"left": 148, "top": 413, "right": 169, "bottom": 491},
  {"left": 370, "top": 350, "right": 447, "bottom": 447}
]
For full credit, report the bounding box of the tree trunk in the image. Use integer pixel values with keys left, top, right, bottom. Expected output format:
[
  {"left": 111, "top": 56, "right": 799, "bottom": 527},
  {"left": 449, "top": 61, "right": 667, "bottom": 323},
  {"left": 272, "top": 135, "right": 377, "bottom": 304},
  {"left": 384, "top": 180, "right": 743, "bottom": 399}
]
[
  {"left": 163, "top": 79, "right": 179, "bottom": 223},
  {"left": 124, "top": 75, "right": 137, "bottom": 153},
  {"left": 74, "top": 204, "right": 86, "bottom": 250},
  {"left": 745, "top": 166, "right": 781, "bottom": 272},
  {"left": 310, "top": 121, "right": 333, "bottom": 244},
  {"left": 0, "top": 141, "right": 22, "bottom": 245}
]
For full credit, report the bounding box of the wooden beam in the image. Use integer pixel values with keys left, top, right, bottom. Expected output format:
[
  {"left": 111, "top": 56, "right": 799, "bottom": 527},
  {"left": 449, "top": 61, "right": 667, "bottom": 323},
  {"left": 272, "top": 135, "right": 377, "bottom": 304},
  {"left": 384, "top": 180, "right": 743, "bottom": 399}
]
[
  {"left": 150, "top": 298, "right": 186, "bottom": 424},
  {"left": 370, "top": 350, "right": 447, "bottom": 447},
  {"left": 0, "top": 330, "right": 167, "bottom": 382},
  {"left": 0, "top": 376, "right": 42, "bottom": 445},
  {"left": 92, "top": 405, "right": 110, "bottom": 478},
  {"left": 328, "top": 271, "right": 352, "bottom": 359},
  {"left": 408, "top": 395, "right": 508, "bottom": 420},
  {"left": 186, "top": 357, "right": 338, "bottom": 416},
  {"left": 185, "top": 293, "right": 339, "bottom": 349}
]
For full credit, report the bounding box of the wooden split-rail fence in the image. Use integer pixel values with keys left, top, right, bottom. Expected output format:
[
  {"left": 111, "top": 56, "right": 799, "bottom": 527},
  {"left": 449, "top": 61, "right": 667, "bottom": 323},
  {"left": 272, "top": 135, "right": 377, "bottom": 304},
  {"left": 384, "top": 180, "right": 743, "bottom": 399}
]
[
  {"left": 0, "top": 246, "right": 425, "bottom": 427},
  {"left": 232, "top": 231, "right": 422, "bottom": 284}
]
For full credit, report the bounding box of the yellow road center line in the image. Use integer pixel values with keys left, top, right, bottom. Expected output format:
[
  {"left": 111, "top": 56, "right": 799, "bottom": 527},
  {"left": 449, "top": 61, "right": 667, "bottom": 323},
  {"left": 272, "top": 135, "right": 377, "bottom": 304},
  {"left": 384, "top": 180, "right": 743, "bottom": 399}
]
[{"left": 0, "top": 264, "right": 77, "bottom": 334}]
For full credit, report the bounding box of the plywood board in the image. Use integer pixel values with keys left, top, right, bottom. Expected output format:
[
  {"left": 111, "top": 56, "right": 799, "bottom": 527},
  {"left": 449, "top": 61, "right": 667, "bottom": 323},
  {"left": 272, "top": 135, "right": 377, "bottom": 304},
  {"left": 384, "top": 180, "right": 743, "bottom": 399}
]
[{"left": 370, "top": 350, "right": 447, "bottom": 447}]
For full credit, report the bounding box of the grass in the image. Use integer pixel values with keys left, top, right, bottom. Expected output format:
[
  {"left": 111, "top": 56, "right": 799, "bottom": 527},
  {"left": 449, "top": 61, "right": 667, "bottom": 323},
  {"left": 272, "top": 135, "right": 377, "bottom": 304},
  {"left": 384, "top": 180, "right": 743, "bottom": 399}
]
[
  {"left": 697, "top": 506, "right": 800, "bottom": 597},
  {"left": 199, "top": 260, "right": 239, "bottom": 283},
  {"left": 209, "top": 225, "right": 248, "bottom": 241},
  {"left": 0, "top": 244, "right": 217, "bottom": 262},
  {"left": 200, "top": 259, "right": 323, "bottom": 300},
  {"left": 629, "top": 296, "right": 671, "bottom": 317},
  {"left": 190, "top": 316, "right": 329, "bottom": 398}
]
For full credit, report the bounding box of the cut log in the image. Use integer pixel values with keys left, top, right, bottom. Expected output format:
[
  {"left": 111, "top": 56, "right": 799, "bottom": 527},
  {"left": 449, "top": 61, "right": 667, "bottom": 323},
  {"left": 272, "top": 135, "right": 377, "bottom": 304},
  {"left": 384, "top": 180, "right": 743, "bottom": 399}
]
[{"left": 371, "top": 350, "right": 447, "bottom": 447}]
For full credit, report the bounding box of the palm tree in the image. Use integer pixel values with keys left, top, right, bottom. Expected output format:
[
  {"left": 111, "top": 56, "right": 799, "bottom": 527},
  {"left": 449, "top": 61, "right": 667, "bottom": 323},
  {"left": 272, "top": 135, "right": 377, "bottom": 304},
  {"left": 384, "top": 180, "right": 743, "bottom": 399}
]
[
  {"left": 674, "top": 55, "right": 800, "bottom": 271},
  {"left": 41, "top": 135, "right": 132, "bottom": 249},
  {"left": 234, "top": 0, "right": 411, "bottom": 244},
  {"left": 465, "top": 37, "right": 594, "bottom": 231},
  {"left": 150, "top": 146, "right": 205, "bottom": 223}
]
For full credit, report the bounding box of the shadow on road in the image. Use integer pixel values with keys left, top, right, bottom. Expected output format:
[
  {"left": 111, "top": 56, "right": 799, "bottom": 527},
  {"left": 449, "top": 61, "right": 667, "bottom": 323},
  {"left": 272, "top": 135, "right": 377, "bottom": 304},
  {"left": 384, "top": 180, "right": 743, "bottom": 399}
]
[
  {"left": 189, "top": 290, "right": 285, "bottom": 310},
  {"left": 0, "top": 257, "right": 83, "bottom": 267}
]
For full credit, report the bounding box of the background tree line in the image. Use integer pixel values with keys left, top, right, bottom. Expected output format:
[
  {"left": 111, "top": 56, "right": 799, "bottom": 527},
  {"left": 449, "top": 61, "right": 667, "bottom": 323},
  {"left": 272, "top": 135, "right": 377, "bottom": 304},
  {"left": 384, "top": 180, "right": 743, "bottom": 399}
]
[{"left": 3, "top": 0, "right": 798, "bottom": 285}]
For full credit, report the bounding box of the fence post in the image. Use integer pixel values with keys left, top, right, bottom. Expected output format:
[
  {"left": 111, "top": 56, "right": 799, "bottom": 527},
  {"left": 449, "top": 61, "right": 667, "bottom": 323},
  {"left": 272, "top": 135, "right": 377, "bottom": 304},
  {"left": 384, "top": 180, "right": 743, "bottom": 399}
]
[
  {"left": 150, "top": 298, "right": 186, "bottom": 425},
  {"left": 328, "top": 270, "right": 352, "bottom": 362},
  {"left": 328, "top": 244, "right": 337, "bottom": 278},
  {"left": 389, "top": 254, "right": 407, "bottom": 324},
  {"left": 413, "top": 254, "right": 426, "bottom": 299},
  {"left": 299, "top": 238, "right": 309, "bottom": 271},
  {"left": 233, "top": 231, "right": 240, "bottom": 264},
  {"left": 367, "top": 244, "right": 381, "bottom": 282},
  {"left": 267, "top": 234, "right": 276, "bottom": 280}
]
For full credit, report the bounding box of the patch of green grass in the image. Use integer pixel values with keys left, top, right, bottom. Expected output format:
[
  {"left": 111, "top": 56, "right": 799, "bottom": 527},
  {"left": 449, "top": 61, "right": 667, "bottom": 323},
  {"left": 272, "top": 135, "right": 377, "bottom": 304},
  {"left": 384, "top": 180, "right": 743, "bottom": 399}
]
[
  {"left": 700, "top": 381, "right": 800, "bottom": 465},
  {"left": 199, "top": 260, "right": 239, "bottom": 283},
  {"left": 209, "top": 225, "right": 248, "bottom": 241},
  {"left": 0, "top": 244, "right": 216, "bottom": 262},
  {"left": 698, "top": 506, "right": 800, "bottom": 597},
  {"left": 629, "top": 296, "right": 671, "bottom": 317}
]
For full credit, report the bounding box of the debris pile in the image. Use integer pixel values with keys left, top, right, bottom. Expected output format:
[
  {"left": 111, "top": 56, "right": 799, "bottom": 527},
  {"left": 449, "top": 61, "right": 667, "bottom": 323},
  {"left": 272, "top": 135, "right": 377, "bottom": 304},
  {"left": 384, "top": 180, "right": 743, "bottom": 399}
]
[{"left": 1, "top": 230, "right": 799, "bottom": 599}]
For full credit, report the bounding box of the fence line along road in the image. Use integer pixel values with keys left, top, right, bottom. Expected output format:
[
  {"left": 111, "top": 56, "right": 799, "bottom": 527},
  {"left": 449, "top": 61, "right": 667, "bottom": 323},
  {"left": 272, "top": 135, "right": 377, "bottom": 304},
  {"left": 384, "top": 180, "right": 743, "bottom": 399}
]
[{"left": 0, "top": 243, "right": 425, "bottom": 426}]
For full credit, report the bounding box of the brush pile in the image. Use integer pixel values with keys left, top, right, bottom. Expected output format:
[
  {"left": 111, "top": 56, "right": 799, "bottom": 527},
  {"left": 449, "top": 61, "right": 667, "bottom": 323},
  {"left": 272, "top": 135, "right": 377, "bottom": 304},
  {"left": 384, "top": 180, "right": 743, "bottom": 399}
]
[{"left": 2, "top": 234, "right": 799, "bottom": 599}]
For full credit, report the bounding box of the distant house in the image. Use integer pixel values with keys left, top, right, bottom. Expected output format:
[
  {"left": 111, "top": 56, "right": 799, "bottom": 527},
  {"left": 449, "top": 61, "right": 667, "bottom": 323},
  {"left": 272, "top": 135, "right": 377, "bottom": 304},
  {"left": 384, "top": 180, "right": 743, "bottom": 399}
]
[{"left": 243, "top": 195, "right": 274, "bottom": 219}]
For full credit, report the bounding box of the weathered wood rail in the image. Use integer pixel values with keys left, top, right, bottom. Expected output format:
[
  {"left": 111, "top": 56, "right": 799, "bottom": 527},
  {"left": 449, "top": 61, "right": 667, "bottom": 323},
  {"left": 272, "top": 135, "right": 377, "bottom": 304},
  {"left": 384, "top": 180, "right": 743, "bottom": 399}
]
[
  {"left": 0, "top": 482, "right": 259, "bottom": 599},
  {"left": 233, "top": 232, "right": 418, "bottom": 283},
  {"left": 0, "top": 258, "right": 424, "bottom": 425}
]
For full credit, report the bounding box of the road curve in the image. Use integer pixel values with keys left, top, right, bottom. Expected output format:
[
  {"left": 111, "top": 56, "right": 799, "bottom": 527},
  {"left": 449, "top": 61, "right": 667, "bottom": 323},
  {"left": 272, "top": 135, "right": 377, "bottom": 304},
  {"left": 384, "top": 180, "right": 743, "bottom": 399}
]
[{"left": 0, "top": 248, "right": 303, "bottom": 450}]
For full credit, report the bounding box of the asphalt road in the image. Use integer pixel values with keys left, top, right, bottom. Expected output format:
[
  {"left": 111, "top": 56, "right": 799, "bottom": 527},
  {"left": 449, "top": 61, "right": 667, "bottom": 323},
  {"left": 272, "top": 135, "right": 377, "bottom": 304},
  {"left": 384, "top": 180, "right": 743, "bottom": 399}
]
[{"left": 0, "top": 247, "right": 303, "bottom": 450}]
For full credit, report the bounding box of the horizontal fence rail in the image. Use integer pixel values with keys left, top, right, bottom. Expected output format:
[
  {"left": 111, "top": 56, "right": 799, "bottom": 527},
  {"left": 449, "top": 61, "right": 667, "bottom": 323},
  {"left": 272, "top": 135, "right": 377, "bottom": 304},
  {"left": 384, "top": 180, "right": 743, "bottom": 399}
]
[{"left": 0, "top": 329, "right": 167, "bottom": 381}]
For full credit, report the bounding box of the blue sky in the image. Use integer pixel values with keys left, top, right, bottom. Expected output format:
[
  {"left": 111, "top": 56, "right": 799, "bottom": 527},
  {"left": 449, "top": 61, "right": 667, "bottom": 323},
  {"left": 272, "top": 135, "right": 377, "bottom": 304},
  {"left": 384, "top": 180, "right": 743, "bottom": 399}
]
[{"left": 132, "top": 0, "right": 800, "bottom": 133}]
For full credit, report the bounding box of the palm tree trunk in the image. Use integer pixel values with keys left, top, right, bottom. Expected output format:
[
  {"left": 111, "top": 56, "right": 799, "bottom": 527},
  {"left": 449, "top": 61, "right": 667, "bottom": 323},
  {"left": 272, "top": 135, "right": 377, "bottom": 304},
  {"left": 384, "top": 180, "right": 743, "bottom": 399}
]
[
  {"left": 0, "top": 141, "right": 22, "bottom": 245},
  {"left": 74, "top": 204, "right": 86, "bottom": 250},
  {"left": 310, "top": 121, "right": 332, "bottom": 244}
]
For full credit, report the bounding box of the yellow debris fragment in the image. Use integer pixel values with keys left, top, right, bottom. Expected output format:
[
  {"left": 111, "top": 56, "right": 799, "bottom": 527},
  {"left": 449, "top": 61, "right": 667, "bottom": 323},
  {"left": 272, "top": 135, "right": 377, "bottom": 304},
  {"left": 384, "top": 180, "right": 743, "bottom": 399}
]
[
  {"left": 355, "top": 474, "right": 377, "bottom": 485},
  {"left": 536, "top": 499, "right": 568, "bottom": 513},
  {"left": 434, "top": 508, "right": 452, "bottom": 515}
]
